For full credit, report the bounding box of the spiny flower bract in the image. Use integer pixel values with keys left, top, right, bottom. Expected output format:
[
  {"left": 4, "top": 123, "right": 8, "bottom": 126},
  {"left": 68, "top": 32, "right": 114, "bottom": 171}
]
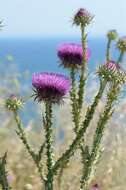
[
  {"left": 32, "top": 72, "right": 71, "bottom": 104},
  {"left": 5, "top": 94, "right": 23, "bottom": 112},
  {"left": 117, "top": 37, "right": 126, "bottom": 52},
  {"left": 57, "top": 43, "right": 91, "bottom": 69},
  {"left": 73, "top": 8, "right": 94, "bottom": 27},
  {"left": 98, "top": 61, "right": 126, "bottom": 84}
]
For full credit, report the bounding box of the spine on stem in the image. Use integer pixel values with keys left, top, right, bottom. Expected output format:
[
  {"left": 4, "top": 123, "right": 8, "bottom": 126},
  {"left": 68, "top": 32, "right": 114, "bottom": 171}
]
[
  {"left": 45, "top": 102, "right": 54, "bottom": 190},
  {"left": 80, "top": 85, "right": 120, "bottom": 190}
]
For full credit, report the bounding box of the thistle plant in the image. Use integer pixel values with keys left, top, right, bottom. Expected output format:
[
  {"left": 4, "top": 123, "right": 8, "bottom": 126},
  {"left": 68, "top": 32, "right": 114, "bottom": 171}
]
[
  {"left": 4, "top": 7, "right": 126, "bottom": 190},
  {"left": 0, "top": 153, "right": 12, "bottom": 190}
]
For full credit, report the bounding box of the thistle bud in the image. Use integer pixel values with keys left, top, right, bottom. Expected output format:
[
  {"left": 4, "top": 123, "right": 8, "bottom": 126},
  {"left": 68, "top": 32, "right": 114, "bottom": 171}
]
[
  {"left": 117, "top": 37, "right": 126, "bottom": 52},
  {"left": 73, "top": 8, "right": 94, "bottom": 27},
  {"left": 5, "top": 94, "right": 23, "bottom": 112},
  {"left": 107, "top": 30, "right": 118, "bottom": 41},
  {"left": 98, "top": 61, "right": 126, "bottom": 84}
]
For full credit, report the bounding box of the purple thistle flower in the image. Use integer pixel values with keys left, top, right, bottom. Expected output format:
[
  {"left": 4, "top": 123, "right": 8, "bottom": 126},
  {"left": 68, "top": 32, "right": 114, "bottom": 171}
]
[
  {"left": 57, "top": 43, "right": 91, "bottom": 69},
  {"left": 9, "top": 94, "right": 17, "bottom": 101},
  {"left": 32, "top": 72, "right": 71, "bottom": 103},
  {"left": 73, "top": 8, "right": 94, "bottom": 27},
  {"left": 91, "top": 184, "right": 99, "bottom": 190}
]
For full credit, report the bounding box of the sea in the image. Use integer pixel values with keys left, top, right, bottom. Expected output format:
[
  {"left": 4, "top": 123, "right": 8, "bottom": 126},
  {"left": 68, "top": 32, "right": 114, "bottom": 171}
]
[{"left": 0, "top": 36, "right": 120, "bottom": 74}]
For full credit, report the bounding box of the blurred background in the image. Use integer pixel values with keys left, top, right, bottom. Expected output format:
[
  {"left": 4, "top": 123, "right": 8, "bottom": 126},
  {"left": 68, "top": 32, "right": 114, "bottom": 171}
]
[{"left": 0, "top": 1, "right": 126, "bottom": 190}]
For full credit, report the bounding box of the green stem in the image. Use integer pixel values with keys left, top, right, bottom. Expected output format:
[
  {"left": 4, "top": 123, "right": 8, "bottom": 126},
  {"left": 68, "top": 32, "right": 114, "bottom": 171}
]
[
  {"left": 52, "top": 79, "right": 107, "bottom": 175},
  {"left": 81, "top": 85, "right": 120, "bottom": 190},
  {"left": 117, "top": 51, "right": 124, "bottom": 64},
  {"left": 57, "top": 167, "right": 64, "bottom": 190},
  {"left": 106, "top": 39, "right": 111, "bottom": 62},
  {"left": 79, "top": 79, "right": 107, "bottom": 188},
  {"left": 13, "top": 112, "right": 45, "bottom": 185},
  {"left": 0, "top": 153, "right": 12, "bottom": 190},
  {"left": 45, "top": 102, "right": 53, "bottom": 190},
  {"left": 78, "top": 25, "right": 87, "bottom": 113},
  {"left": 70, "top": 68, "right": 89, "bottom": 179},
  {"left": 70, "top": 68, "right": 80, "bottom": 132}
]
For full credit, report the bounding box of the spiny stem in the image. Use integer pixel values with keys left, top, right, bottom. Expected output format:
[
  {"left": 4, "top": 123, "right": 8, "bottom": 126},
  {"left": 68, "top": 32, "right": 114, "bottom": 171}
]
[
  {"left": 81, "top": 85, "right": 120, "bottom": 190},
  {"left": 13, "top": 112, "right": 46, "bottom": 184},
  {"left": 38, "top": 142, "right": 46, "bottom": 163},
  {"left": 0, "top": 153, "right": 12, "bottom": 190},
  {"left": 70, "top": 67, "right": 88, "bottom": 176},
  {"left": 117, "top": 51, "right": 124, "bottom": 64},
  {"left": 78, "top": 25, "right": 87, "bottom": 113},
  {"left": 52, "top": 79, "right": 107, "bottom": 175},
  {"left": 14, "top": 112, "right": 36, "bottom": 159},
  {"left": 70, "top": 68, "right": 80, "bottom": 132},
  {"left": 45, "top": 102, "right": 54, "bottom": 190},
  {"left": 57, "top": 167, "right": 64, "bottom": 190},
  {"left": 106, "top": 39, "right": 111, "bottom": 62},
  {"left": 79, "top": 79, "right": 107, "bottom": 188}
]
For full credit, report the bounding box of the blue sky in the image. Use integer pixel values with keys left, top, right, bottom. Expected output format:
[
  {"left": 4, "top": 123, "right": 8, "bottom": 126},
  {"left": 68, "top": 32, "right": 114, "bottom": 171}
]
[{"left": 0, "top": 0, "right": 126, "bottom": 37}]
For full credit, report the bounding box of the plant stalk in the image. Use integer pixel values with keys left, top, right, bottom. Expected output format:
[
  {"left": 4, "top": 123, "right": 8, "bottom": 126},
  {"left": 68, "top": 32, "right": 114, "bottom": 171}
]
[{"left": 45, "top": 102, "right": 54, "bottom": 190}]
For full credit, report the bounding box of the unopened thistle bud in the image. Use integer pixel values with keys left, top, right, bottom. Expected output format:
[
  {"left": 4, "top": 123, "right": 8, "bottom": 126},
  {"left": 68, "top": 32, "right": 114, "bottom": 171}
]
[
  {"left": 98, "top": 61, "right": 126, "bottom": 84},
  {"left": 117, "top": 37, "right": 126, "bottom": 52},
  {"left": 5, "top": 94, "right": 23, "bottom": 112},
  {"left": 107, "top": 30, "right": 118, "bottom": 41},
  {"left": 73, "top": 8, "right": 94, "bottom": 27}
]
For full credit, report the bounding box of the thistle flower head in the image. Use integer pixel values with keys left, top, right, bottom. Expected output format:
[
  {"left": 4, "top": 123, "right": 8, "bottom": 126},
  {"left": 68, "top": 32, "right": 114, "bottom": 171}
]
[
  {"left": 73, "top": 8, "right": 94, "bottom": 27},
  {"left": 91, "top": 184, "right": 99, "bottom": 190},
  {"left": 57, "top": 43, "right": 91, "bottom": 69},
  {"left": 5, "top": 94, "right": 23, "bottom": 112},
  {"left": 32, "top": 72, "right": 71, "bottom": 104},
  {"left": 117, "top": 36, "right": 126, "bottom": 52},
  {"left": 107, "top": 30, "right": 118, "bottom": 41},
  {"left": 98, "top": 61, "right": 126, "bottom": 84}
]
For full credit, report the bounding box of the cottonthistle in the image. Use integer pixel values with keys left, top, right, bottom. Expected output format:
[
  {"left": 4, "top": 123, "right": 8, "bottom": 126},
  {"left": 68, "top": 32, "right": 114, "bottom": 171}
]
[
  {"left": 73, "top": 8, "right": 94, "bottom": 27},
  {"left": 57, "top": 43, "right": 91, "bottom": 69},
  {"left": 5, "top": 94, "right": 23, "bottom": 112},
  {"left": 32, "top": 72, "right": 71, "bottom": 104}
]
